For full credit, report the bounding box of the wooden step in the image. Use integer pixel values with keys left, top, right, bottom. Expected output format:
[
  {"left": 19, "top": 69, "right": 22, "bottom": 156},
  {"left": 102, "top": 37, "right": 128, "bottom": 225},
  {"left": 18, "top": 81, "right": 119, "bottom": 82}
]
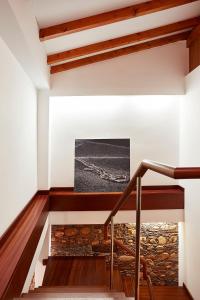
[
  {"left": 42, "top": 256, "right": 108, "bottom": 287},
  {"left": 31, "top": 286, "right": 109, "bottom": 293},
  {"left": 20, "top": 291, "right": 127, "bottom": 299},
  {"left": 105, "top": 266, "right": 123, "bottom": 292},
  {"left": 140, "top": 286, "right": 191, "bottom": 300},
  {"left": 119, "top": 280, "right": 192, "bottom": 300}
]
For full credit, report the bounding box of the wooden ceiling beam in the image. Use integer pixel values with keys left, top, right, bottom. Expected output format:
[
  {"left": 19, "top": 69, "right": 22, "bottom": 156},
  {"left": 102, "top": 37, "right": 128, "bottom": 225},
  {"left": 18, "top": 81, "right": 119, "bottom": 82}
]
[
  {"left": 187, "top": 22, "right": 200, "bottom": 72},
  {"left": 40, "top": 0, "right": 198, "bottom": 41},
  {"left": 51, "top": 31, "right": 190, "bottom": 74},
  {"left": 187, "top": 23, "right": 200, "bottom": 46},
  {"left": 48, "top": 17, "right": 200, "bottom": 65}
]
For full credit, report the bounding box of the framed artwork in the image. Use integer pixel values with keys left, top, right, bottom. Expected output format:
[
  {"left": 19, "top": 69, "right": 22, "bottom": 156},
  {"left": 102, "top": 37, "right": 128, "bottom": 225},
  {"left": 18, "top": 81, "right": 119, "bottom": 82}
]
[{"left": 74, "top": 139, "right": 130, "bottom": 192}]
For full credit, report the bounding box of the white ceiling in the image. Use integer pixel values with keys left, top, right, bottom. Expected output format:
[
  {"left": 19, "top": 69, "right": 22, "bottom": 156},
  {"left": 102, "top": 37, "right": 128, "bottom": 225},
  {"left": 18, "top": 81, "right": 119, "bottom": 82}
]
[
  {"left": 30, "top": 0, "right": 200, "bottom": 58},
  {"left": 31, "top": 0, "right": 147, "bottom": 27}
]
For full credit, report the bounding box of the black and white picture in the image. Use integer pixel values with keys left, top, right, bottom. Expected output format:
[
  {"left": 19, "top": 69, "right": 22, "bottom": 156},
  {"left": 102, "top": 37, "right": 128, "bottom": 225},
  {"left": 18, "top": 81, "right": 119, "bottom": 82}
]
[{"left": 74, "top": 139, "right": 130, "bottom": 192}]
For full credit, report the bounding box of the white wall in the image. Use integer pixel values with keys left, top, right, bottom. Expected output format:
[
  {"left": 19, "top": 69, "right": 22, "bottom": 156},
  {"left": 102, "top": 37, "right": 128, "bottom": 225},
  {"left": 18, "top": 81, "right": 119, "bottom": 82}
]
[
  {"left": 49, "top": 210, "right": 184, "bottom": 225},
  {"left": 49, "top": 96, "right": 181, "bottom": 187},
  {"left": 0, "top": 0, "right": 49, "bottom": 89},
  {"left": 178, "top": 222, "right": 185, "bottom": 286},
  {"left": 37, "top": 90, "right": 50, "bottom": 190},
  {"left": 0, "top": 37, "right": 38, "bottom": 236},
  {"left": 50, "top": 42, "right": 188, "bottom": 96},
  {"left": 22, "top": 218, "right": 49, "bottom": 293},
  {"left": 42, "top": 41, "right": 188, "bottom": 189},
  {"left": 180, "top": 66, "right": 200, "bottom": 299},
  {"left": 34, "top": 224, "right": 51, "bottom": 288}
]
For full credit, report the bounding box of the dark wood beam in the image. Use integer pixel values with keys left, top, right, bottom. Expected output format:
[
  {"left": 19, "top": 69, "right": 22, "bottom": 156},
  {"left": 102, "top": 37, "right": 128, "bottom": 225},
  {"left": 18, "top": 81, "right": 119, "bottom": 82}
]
[
  {"left": 50, "top": 31, "right": 190, "bottom": 74},
  {"left": 187, "top": 23, "right": 200, "bottom": 46},
  {"left": 47, "top": 17, "right": 200, "bottom": 65},
  {"left": 187, "top": 23, "right": 200, "bottom": 72},
  {"left": 40, "top": 0, "right": 198, "bottom": 41}
]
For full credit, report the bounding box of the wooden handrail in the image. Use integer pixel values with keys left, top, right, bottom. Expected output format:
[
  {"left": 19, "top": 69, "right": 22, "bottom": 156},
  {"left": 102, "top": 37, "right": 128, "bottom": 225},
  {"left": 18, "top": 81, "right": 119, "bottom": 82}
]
[
  {"left": 104, "top": 160, "right": 200, "bottom": 227},
  {"left": 105, "top": 159, "right": 200, "bottom": 299}
]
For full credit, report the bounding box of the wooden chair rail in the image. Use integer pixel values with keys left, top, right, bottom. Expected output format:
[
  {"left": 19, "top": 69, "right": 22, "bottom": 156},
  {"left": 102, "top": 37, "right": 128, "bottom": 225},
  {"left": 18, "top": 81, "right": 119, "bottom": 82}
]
[{"left": 104, "top": 159, "right": 200, "bottom": 226}]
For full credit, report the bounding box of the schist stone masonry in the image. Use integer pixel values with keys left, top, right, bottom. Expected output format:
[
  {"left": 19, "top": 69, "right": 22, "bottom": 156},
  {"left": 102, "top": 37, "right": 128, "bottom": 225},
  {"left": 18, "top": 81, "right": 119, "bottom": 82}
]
[{"left": 51, "top": 223, "right": 178, "bottom": 286}]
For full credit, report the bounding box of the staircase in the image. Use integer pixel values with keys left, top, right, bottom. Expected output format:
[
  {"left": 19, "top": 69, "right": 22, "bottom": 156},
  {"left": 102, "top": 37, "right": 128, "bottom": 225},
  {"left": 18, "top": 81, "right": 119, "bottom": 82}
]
[
  {"left": 20, "top": 287, "right": 127, "bottom": 299},
  {"left": 17, "top": 256, "right": 132, "bottom": 299},
  {"left": 2, "top": 159, "right": 199, "bottom": 300}
]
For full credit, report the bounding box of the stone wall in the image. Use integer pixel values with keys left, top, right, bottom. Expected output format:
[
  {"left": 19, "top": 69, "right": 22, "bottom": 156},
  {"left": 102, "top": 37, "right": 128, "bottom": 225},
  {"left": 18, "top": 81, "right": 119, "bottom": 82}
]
[{"left": 51, "top": 223, "right": 178, "bottom": 286}]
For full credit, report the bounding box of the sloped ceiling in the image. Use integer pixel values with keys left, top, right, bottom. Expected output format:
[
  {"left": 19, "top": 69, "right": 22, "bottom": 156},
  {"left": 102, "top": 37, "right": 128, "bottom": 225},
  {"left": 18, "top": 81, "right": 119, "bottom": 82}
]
[{"left": 30, "top": 0, "right": 200, "bottom": 73}]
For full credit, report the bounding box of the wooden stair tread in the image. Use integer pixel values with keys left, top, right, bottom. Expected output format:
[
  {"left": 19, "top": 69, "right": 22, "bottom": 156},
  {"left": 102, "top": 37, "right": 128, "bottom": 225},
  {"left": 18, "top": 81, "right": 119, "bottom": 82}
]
[
  {"left": 106, "top": 267, "right": 123, "bottom": 292},
  {"left": 31, "top": 286, "right": 110, "bottom": 293},
  {"left": 21, "top": 291, "right": 127, "bottom": 299},
  {"left": 42, "top": 256, "right": 108, "bottom": 287},
  {"left": 121, "top": 281, "right": 192, "bottom": 300}
]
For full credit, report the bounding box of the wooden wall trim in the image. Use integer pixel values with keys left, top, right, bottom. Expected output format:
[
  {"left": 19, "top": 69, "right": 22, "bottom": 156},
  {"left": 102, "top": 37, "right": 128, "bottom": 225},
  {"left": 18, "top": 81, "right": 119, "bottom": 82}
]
[
  {"left": 49, "top": 185, "right": 184, "bottom": 211},
  {"left": 183, "top": 283, "right": 194, "bottom": 300},
  {"left": 0, "top": 193, "right": 49, "bottom": 300},
  {"left": 0, "top": 193, "right": 36, "bottom": 248},
  {"left": 50, "top": 185, "right": 184, "bottom": 192},
  {"left": 0, "top": 191, "right": 47, "bottom": 248}
]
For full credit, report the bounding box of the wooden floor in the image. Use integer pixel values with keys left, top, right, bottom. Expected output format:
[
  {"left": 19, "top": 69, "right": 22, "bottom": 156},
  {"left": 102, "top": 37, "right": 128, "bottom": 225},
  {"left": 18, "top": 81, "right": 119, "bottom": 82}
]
[
  {"left": 122, "top": 276, "right": 191, "bottom": 299},
  {"left": 140, "top": 286, "right": 191, "bottom": 300},
  {"left": 42, "top": 257, "right": 192, "bottom": 300}
]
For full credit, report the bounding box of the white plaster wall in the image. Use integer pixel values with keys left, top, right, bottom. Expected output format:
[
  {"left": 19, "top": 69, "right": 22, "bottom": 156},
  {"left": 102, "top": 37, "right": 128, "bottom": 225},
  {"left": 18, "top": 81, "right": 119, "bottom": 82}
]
[
  {"left": 49, "top": 210, "right": 184, "bottom": 225},
  {"left": 49, "top": 95, "right": 181, "bottom": 187},
  {"left": 22, "top": 218, "right": 49, "bottom": 293},
  {"left": 34, "top": 223, "right": 50, "bottom": 288},
  {"left": 50, "top": 42, "right": 188, "bottom": 96},
  {"left": 180, "top": 66, "right": 200, "bottom": 299},
  {"left": 178, "top": 222, "right": 185, "bottom": 286},
  {"left": 0, "top": 37, "right": 37, "bottom": 236},
  {"left": 37, "top": 90, "right": 50, "bottom": 190},
  {"left": 0, "top": 0, "right": 49, "bottom": 89}
]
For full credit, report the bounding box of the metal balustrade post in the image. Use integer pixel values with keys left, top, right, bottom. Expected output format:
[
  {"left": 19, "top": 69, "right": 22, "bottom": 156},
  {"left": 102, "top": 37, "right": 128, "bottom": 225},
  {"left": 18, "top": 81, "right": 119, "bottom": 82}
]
[
  {"left": 135, "top": 176, "right": 142, "bottom": 300},
  {"left": 110, "top": 216, "right": 114, "bottom": 290}
]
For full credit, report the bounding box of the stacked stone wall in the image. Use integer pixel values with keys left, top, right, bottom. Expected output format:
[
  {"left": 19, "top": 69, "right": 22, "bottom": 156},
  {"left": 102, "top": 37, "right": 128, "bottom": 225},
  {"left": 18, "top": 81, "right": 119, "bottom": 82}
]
[{"left": 51, "top": 223, "right": 178, "bottom": 286}]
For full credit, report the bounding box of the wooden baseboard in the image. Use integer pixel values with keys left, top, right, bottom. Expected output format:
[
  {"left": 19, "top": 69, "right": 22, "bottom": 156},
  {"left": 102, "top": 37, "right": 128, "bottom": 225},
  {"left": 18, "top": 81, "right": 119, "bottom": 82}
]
[{"left": 183, "top": 283, "right": 194, "bottom": 300}]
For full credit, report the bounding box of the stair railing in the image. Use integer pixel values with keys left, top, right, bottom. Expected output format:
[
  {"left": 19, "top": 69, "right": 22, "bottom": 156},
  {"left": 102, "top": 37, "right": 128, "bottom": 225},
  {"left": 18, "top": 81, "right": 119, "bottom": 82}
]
[{"left": 104, "top": 159, "right": 200, "bottom": 300}]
